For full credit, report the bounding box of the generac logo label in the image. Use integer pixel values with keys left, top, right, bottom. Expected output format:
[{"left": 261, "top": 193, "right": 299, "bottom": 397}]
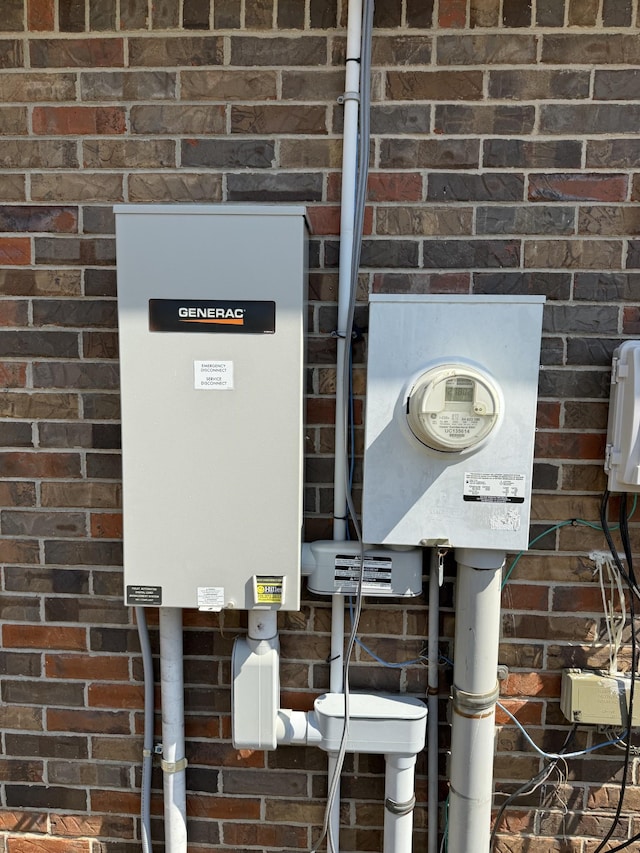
[
  {"left": 149, "top": 299, "right": 275, "bottom": 335},
  {"left": 178, "top": 307, "right": 245, "bottom": 325}
]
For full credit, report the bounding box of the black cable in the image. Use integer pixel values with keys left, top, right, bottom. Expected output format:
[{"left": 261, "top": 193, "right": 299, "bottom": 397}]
[
  {"left": 601, "top": 491, "right": 640, "bottom": 601},
  {"left": 592, "top": 492, "right": 636, "bottom": 853},
  {"left": 490, "top": 726, "right": 577, "bottom": 850}
]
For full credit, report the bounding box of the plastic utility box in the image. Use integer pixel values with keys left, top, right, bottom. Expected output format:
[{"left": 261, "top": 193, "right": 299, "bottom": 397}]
[
  {"left": 115, "top": 205, "right": 307, "bottom": 611},
  {"left": 605, "top": 341, "right": 640, "bottom": 494},
  {"left": 362, "top": 295, "right": 544, "bottom": 552}
]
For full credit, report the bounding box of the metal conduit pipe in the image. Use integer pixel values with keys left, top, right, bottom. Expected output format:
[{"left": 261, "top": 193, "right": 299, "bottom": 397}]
[
  {"left": 427, "top": 551, "right": 441, "bottom": 853},
  {"left": 159, "top": 607, "right": 188, "bottom": 853},
  {"left": 448, "top": 549, "right": 506, "bottom": 853},
  {"left": 135, "top": 606, "right": 156, "bottom": 853},
  {"left": 328, "top": 0, "right": 364, "bottom": 849}
]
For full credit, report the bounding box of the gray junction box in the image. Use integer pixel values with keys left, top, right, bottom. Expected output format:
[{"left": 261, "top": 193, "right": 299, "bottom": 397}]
[
  {"left": 115, "top": 205, "right": 307, "bottom": 611},
  {"left": 362, "top": 295, "right": 544, "bottom": 552}
]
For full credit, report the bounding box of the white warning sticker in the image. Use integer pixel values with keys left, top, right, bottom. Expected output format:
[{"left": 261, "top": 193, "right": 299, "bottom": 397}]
[
  {"left": 463, "top": 472, "right": 526, "bottom": 504},
  {"left": 194, "top": 361, "right": 233, "bottom": 390},
  {"left": 334, "top": 555, "right": 393, "bottom": 593},
  {"left": 197, "top": 586, "right": 225, "bottom": 611}
]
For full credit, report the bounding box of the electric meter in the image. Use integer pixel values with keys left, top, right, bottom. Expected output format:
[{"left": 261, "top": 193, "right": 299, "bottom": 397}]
[{"left": 406, "top": 363, "right": 501, "bottom": 453}]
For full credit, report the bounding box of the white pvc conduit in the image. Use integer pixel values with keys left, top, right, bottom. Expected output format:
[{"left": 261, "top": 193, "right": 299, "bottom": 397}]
[
  {"left": 448, "top": 549, "right": 506, "bottom": 853},
  {"left": 159, "top": 607, "right": 188, "bottom": 853},
  {"left": 135, "top": 607, "right": 155, "bottom": 853},
  {"left": 427, "top": 552, "right": 441, "bottom": 853},
  {"left": 328, "top": 1, "right": 365, "bottom": 850},
  {"left": 384, "top": 754, "right": 418, "bottom": 853}
]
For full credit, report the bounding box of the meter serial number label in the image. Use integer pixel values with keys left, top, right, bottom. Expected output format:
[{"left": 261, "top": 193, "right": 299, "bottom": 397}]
[
  {"left": 334, "top": 555, "right": 393, "bottom": 592},
  {"left": 433, "top": 413, "right": 482, "bottom": 436},
  {"left": 463, "top": 472, "right": 526, "bottom": 504}
]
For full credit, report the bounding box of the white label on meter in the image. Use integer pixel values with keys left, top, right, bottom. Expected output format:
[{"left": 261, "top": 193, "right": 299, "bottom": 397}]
[
  {"left": 334, "top": 555, "right": 393, "bottom": 592},
  {"left": 463, "top": 472, "right": 526, "bottom": 503},
  {"left": 194, "top": 360, "right": 233, "bottom": 390}
]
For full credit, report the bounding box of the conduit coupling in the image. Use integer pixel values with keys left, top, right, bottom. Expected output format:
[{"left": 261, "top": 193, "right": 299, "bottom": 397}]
[
  {"left": 161, "top": 757, "right": 188, "bottom": 774},
  {"left": 385, "top": 795, "right": 416, "bottom": 816},
  {"left": 452, "top": 682, "right": 500, "bottom": 717}
]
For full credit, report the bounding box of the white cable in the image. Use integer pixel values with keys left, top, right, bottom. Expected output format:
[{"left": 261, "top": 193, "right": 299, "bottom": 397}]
[{"left": 593, "top": 552, "right": 626, "bottom": 674}]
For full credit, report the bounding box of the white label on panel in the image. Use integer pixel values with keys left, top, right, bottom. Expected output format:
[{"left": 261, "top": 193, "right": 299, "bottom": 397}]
[
  {"left": 194, "top": 360, "right": 233, "bottom": 390},
  {"left": 197, "top": 586, "right": 225, "bottom": 611},
  {"left": 334, "top": 555, "right": 393, "bottom": 592},
  {"left": 463, "top": 472, "right": 526, "bottom": 504}
]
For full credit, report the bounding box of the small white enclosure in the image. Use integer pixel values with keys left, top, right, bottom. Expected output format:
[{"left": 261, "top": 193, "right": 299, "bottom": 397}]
[
  {"left": 362, "top": 295, "right": 544, "bottom": 551},
  {"left": 115, "top": 205, "right": 307, "bottom": 610}
]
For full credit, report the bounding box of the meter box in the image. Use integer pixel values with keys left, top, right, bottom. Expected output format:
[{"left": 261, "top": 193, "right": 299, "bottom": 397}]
[
  {"left": 362, "top": 295, "right": 544, "bottom": 551},
  {"left": 115, "top": 205, "right": 307, "bottom": 611}
]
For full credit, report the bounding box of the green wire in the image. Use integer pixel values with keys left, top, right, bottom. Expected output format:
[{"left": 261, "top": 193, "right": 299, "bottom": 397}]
[
  {"left": 441, "top": 794, "right": 449, "bottom": 853},
  {"left": 501, "top": 494, "right": 638, "bottom": 589}
]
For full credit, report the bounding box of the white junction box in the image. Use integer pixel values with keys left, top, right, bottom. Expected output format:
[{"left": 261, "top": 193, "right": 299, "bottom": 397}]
[
  {"left": 313, "top": 693, "right": 427, "bottom": 754},
  {"left": 362, "top": 295, "right": 544, "bottom": 551},
  {"left": 115, "top": 205, "right": 307, "bottom": 611}
]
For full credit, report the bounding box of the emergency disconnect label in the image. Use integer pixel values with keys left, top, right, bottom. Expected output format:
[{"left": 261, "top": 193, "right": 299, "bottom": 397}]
[
  {"left": 463, "top": 472, "right": 526, "bottom": 504},
  {"left": 194, "top": 360, "right": 233, "bottom": 390},
  {"left": 127, "top": 585, "right": 162, "bottom": 606},
  {"left": 334, "top": 555, "right": 393, "bottom": 592}
]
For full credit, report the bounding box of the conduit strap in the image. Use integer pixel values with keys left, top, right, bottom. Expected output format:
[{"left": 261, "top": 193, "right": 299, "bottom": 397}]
[
  {"left": 385, "top": 795, "right": 416, "bottom": 816},
  {"left": 161, "top": 757, "right": 188, "bottom": 774},
  {"left": 337, "top": 91, "right": 360, "bottom": 104},
  {"left": 452, "top": 681, "right": 500, "bottom": 715}
]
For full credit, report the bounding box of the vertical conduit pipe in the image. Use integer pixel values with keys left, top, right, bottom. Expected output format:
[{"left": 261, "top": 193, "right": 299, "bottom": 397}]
[
  {"left": 159, "top": 607, "right": 188, "bottom": 853},
  {"left": 427, "top": 552, "right": 441, "bottom": 853},
  {"left": 448, "top": 549, "right": 505, "bottom": 853},
  {"left": 135, "top": 607, "right": 155, "bottom": 853},
  {"left": 383, "top": 754, "right": 418, "bottom": 853},
  {"left": 329, "top": 0, "right": 364, "bottom": 850}
]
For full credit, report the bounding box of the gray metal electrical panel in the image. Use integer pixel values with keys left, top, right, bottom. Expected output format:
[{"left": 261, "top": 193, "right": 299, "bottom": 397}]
[
  {"left": 362, "top": 295, "right": 544, "bottom": 552},
  {"left": 115, "top": 205, "right": 307, "bottom": 611}
]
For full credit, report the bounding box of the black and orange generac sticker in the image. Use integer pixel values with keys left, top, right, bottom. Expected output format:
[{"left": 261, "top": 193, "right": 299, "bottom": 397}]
[{"left": 149, "top": 299, "right": 276, "bottom": 334}]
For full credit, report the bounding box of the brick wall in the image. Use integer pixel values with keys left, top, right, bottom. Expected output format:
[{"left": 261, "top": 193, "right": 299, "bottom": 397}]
[{"left": 1, "top": 0, "right": 640, "bottom": 850}]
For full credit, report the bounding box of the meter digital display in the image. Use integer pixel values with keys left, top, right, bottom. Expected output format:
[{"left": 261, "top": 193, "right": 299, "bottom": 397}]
[
  {"left": 406, "top": 363, "right": 501, "bottom": 453},
  {"left": 445, "top": 379, "right": 474, "bottom": 403}
]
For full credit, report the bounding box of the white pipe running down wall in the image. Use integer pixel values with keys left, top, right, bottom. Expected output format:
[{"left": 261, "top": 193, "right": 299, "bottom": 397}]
[
  {"left": 159, "top": 607, "right": 188, "bottom": 853},
  {"left": 329, "top": 0, "right": 364, "bottom": 850},
  {"left": 448, "top": 549, "right": 506, "bottom": 853}
]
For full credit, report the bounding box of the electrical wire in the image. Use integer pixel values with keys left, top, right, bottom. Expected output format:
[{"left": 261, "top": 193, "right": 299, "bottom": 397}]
[
  {"left": 501, "top": 495, "right": 638, "bottom": 590},
  {"left": 496, "top": 702, "right": 626, "bottom": 760},
  {"left": 439, "top": 795, "right": 448, "bottom": 853},
  {"left": 312, "top": 3, "right": 375, "bottom": 851},
  {"left": 490, "top": 726, "right": 577, "bottom": 851},
  {"left": 499, "top": 493, "right": 639, "bottom": 851},
  {"left": 593, "top": 550, "right": 627, "bottom": 674},
  {"left": 592, "top": 492, "right": 637, "bottom": 853},
  {"left": 347, "top": 597, "right": 427, "bottom": 667}
]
